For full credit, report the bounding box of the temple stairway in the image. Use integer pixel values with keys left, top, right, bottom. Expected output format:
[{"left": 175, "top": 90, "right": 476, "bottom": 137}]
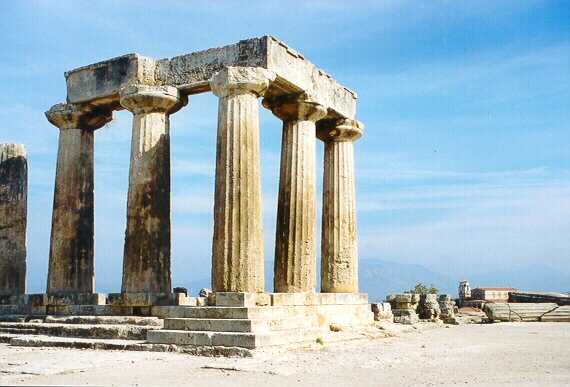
[
  {"left": 0, "top": 293, "right": 376, "bottom": 356},
  {"left": 0, "top": 315, "right": 165, "bottom": 352}
]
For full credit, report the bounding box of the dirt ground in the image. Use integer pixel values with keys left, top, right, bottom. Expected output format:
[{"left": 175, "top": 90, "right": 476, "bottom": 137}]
[{"left": 1, "top": 322, "right": 569, "bottom": 386}]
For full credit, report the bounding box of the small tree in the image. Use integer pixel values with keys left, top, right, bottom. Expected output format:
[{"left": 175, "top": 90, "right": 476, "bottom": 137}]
[{"left": 406, "top": 282, "right": 438, "bottom": 295}]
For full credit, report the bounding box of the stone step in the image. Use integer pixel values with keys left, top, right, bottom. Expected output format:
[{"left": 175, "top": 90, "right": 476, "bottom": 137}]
[
  {"left": 0, "top": 333, "right": 23, "bottom": 343},
  {"left": 151, "top": 305, "right": 317, "bottom": 320},
  {"left": 0, "top": 322, "right": 160, "bottom": 340},
  {"left": 163, "top": 315, "right": 319, "bottom": 333},
  {"left": 0, "top": 327, "right": 37, "bottom": 334},
  {"left": 6, "top": 334, "right": 252, "bottom": 357},
  {"left": 44, "top": 315, "right": 163, "bottom": 327},
  {"left": 147, "top": 327, "right": 326, "bottom": 349}
]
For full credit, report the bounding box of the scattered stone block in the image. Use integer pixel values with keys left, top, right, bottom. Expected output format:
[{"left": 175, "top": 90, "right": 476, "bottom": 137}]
[
  {"left": 419, "top": 294, "right": 441, "bottom": 320},
  {"left": 438, "top": 294, "right": 457, "bottom": 324},
  {"left": 484, "top": 302, "right": 559, "bottom": 322},
  {"left": 393, "top": 309, "right": 419, "bottom": 325}
]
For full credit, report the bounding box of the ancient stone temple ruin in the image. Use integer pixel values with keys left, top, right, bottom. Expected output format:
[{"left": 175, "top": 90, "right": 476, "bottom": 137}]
[{"left": 0, "top": 36, "right": 371, "bottom": 354}]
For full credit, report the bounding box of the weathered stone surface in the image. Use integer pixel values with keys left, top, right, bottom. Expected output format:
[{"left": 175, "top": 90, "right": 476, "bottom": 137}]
[
  {"left": 386, "top": 293, "right": 420, "bottom": 311},
  {"left": 387, "top": 293, "right": 420, "bottom": 324},
  {"left": 120, "top": 85, "right": 182, "bottom": 293},
  {"left": 65, "top": 36, "right": 357, "bottom": 119},
  {"left": 418, "top": 294, "right": 441, "bottom": 320},
  {"left": 210, "top": 67, "right": 275, "bottom": 293},
  {"left": 393, "top": 309, "right": 419, "bottom": 325},
  {"left": 215, "top": 292, "right": 271, "bottom": 307},
  {"left": 264, "top": 94, "right": 327, "bottom": 293},
  {"left": 483, "top": 302, "right": 563, "bottom": 322},
  {"left": 45, "top": 104, "right": 112, "bottom": 294},
  {"left": 0, "top": 144, "right": 27, "bottom": 296},
  {"left": 317, "top": 119, "right": 363, "bottom": 293},
  {"left": 438, "top": 294, "right": 457, "bottom": 323}
]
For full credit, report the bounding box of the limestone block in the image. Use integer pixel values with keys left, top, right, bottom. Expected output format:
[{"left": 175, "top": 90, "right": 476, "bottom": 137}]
[
  {"left": 386, "top": 293, "right": 420, "bottom": 311},
  {"left": 0, "top": 144, "right": 27, "bottom": 296},
  {"left": 317, "top": 293, "right": 369, "bottom": 305},
  {"left": 484, "top": 302, "right": 559, "bottom": 322},
  {"left": 419, "top": 294, "right": 441, "bottom": 320},
  {"left": 107, "top": 292, "right": 176, "bottom": 307},
  {"left": 271, "top": 292, "right": 317, "bottom": 306},
  {"left": 393, "top": 309, "right": 419, "bottom": 325},
  {"left": 215, "top": 292, "right": 270, "bottom": 307},
  {"left": 44, "top": 293, "right": 107, "bottom": 306},
  {"left": 438, "top": 294, "right": 456, "bottom": 322}
]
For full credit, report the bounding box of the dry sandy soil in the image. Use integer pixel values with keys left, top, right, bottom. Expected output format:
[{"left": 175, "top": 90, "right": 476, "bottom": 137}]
[{"left": 0, "top": 322, "right": 569, "bottom": 386}]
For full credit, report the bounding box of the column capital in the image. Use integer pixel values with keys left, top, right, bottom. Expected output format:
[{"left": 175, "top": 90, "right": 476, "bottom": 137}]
[
  {"left": 317, "top": 118, "right": 364, "bottom": 142},
  {"left": 45, "top": 103, "right": 113, "bottom": 131},
  {"left": 210, "top": 67, "right": 276, "bottom": 98},
  {"left": 262, "top": 93, "right": 327, "bottom": 123},
  {"left": 119, "top": 84, "right": 186, "bottom": 114}
]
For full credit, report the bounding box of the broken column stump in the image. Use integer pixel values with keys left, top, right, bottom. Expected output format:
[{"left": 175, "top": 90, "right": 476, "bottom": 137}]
[{"left": 0, "top": 144, "right": 27, "bottom": 296}]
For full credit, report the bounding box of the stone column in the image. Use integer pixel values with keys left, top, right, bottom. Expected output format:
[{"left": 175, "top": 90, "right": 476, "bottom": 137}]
[
  {"left": 45, "top": 103, "right": 112, "bottom": 294},
  {"left": 210, "top": 67, "right": 275, "bottom": 293},
  {"left": 317, "top": 119, "right": 363, "bottom": 293},
  {"left": 120, "top": 85, "right": 183, "bottom": 294},
  {"left": 263, "top": 94, "right": 327, "bottom": 293},
  {"left": 0, "top": 144, "right": 27, "bottom": 296}
]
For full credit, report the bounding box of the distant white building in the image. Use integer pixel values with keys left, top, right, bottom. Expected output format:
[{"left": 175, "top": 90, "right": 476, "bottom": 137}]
[{"left": 458, "top": 280, "right": 471, "bottom": 300}]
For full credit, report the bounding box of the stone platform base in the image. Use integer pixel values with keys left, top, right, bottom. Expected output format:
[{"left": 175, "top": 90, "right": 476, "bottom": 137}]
[
  {"left": 148, "top": 292, "right": 374, "bottom": 350},
  {"left": 0, "top": 292, "right": 374, "bottom": 355}
]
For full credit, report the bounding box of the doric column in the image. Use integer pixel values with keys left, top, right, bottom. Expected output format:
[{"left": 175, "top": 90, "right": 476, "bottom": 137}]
[
  {"left": 45, "top": 103, "right": 112, "bottom": 294},
  {"left": 317, "top": 119, "right": 363, "bottom": 293},
  {"left": 0, "top": 144, "right": 27, "bottom": 296},
  {"left": 210, "top": 67, "right": 275, "bottom": 293},
  {"left": 263, "top": 94, "right": 327, "bottom": 293},
  {"left": 120, "top": 85, "right": 183, "bottom": 294}
]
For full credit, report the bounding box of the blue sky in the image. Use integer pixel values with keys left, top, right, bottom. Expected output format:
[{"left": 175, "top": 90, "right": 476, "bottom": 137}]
[{"left": 1, "top": 1, "right": 568, "bottom": 293}]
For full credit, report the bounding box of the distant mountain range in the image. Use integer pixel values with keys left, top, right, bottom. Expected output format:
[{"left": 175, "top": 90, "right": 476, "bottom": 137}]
[{"left": 177, "top": 259, "right": 570, "bottom": 302}]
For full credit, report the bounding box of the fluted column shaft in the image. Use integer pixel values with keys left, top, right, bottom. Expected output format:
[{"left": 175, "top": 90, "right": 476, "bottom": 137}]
[
  {"left": 318, "top": 119, "right": 363, "bottom": 293},
  {"left": 45, "top": 103, "right": 112, "bottom": 294},
  {"left": 263, "top": 94, "right": 327, "bottom": 293},
  {"left": 210, "top": 67, "right": 275, "bottom": 293},
  {"left": 0, "top": 144, "right": 27, "bottom": 296},
  {"left": 120, "top": 85, "right": 183, "bottom": 294}
]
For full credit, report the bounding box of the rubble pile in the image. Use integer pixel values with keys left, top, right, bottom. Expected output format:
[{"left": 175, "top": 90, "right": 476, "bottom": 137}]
[{"left": 418, "top": 294, "right": 441, "bottom": 321}]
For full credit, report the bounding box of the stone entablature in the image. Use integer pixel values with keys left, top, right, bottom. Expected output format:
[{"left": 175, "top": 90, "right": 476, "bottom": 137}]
[{"left": 64, "top": 36, "right": 356, "bottom": 120}]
